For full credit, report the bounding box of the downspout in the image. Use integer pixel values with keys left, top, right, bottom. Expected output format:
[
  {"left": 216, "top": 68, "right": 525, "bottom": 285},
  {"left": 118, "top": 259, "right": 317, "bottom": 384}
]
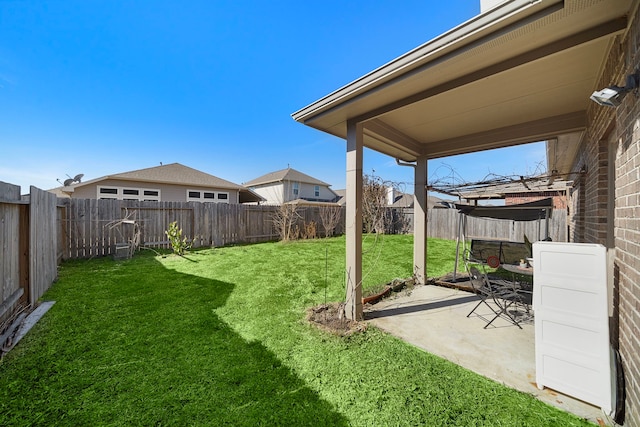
[{"left": 396, "top": 159, "right": 416, "bottom": 168}]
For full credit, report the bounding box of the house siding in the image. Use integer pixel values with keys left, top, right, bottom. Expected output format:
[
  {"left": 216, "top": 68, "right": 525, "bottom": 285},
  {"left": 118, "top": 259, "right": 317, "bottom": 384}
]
[
  {"left": 69, "top": 179, "right": 240, "bottom": 204},
  {"left": 577, "top": 7, "right": 640, "bottom": 424},
  {"left": 250, "top": 183, "right": 285, "bottom": 205},
  {"left": 250, "top": 181, "right": 337, "bottom": 205},
  {"left": 289, "top": 181, "right": 336, "bottom": 202}
]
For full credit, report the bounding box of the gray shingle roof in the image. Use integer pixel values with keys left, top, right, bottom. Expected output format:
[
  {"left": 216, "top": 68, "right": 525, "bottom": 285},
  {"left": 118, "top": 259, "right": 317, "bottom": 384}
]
[
  {"left": 244, "top": 168, "right": 331, "bottom": 187},
  {"left": 108, "top": 163, "right": 244, "bottom": 189}
]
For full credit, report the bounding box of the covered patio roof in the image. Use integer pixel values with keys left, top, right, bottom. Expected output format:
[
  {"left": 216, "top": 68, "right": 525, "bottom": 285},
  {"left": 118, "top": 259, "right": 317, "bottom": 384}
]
[
  {"left": 292, "top": 0, "right": 635, "bottom": 323},
  {"left": 292, "top": 0, "right": 633, "bottom": 175}
]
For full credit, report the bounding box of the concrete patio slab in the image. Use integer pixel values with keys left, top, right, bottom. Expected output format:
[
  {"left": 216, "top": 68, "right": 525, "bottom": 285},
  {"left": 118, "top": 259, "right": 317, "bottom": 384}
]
[{"left": 365, "top": 284, "right": 607, "bottom": 425}]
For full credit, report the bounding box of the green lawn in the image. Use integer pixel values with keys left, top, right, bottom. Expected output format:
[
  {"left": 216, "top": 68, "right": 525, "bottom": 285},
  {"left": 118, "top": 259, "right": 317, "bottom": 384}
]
[{"left": 0, "top": 235, "right": 593, "bottom": 426}]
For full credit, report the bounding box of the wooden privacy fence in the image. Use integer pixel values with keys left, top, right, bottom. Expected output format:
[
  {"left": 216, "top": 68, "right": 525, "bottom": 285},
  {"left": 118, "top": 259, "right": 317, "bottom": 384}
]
[
  {"left": 58, "top": 199, "right": 565, "bottom": 261},
  {"left": 0, "top": 183, "right": 58, "bottom": 326},
  {"left": 394, "top": 207, "right": 567, "bottom": 242},
  {"left": 58, "top": 199, "right": 346, "bottom": 260}
]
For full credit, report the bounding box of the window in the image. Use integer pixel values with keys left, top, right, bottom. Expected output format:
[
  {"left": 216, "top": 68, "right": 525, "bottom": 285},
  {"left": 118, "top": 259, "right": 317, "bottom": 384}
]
[
  {"left": 187, "top": 189, "right": 230, "bottom": 203},
  {"left": 292, "top": 182, "right": 299, "bottom": 197},
  {"left": 139, "top": 187, "right": 161, "bottom": 201},
  {"left": 314, "top": 185, "right": 320, "bottom": 197},
  {"left": 98, "top": 186, "right": 119, "bottom": 200},
  {"left": 97, "top": 186, "right": 160, "bottom": 201}
]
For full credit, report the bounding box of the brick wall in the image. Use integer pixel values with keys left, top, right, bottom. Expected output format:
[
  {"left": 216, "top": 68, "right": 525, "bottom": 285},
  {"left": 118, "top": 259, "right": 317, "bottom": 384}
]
[
  {"left": 579, "top": 5, "right": 640, "bottom": 424},
  {"left": 616, "top": 8, "right": 640, "bottom": 424},
  {"left": 505, "top": 192, "right": 567, "bottom": 209}
]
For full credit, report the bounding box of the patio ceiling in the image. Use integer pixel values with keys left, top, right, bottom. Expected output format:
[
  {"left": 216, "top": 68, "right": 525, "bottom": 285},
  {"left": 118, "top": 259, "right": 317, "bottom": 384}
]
[{"left": 292, "top": 0, "right": 634, "bottom": 175}]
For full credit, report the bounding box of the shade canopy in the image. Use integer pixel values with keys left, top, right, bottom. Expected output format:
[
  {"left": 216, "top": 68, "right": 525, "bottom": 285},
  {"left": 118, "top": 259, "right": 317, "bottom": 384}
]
[{"left": 456, "top": 198, "right": 553, "bottom": 221}]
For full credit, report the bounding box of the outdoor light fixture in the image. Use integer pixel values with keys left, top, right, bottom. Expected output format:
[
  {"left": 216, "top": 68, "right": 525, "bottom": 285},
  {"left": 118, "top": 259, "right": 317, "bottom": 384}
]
[{"left": 590, "top": 72, "right": 640, "bottom": 107}]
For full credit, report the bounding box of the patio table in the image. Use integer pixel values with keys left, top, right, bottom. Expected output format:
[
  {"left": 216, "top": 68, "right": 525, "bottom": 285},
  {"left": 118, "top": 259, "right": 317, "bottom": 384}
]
[
  {"left": 499, "top": 264, "right": 534, "bottom": 318},
  {"left": 501, "top": 264, "right": 533, "bottom": 276}
]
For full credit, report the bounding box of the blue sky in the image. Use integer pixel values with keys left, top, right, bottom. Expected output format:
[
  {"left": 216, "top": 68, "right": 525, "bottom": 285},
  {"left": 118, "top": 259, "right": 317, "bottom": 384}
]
[{"left": 0, "top": 1, "right": 546, "bottom": 194}]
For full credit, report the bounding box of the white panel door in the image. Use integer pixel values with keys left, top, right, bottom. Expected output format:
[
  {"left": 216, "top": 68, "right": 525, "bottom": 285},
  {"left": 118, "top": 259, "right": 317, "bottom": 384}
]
[{"left": 533, "top": 242, "right": 612, "bottom": 413}]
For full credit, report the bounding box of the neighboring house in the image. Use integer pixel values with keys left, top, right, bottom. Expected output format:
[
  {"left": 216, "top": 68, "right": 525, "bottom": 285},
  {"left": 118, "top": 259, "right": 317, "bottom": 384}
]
[
  {"left": 243, "top": 168, "right": 339, "bottom": 205},
  {"left": 50, "top": 163, "right": 263, "bottom": 204},
  {"left": 334, "top": 187, "right": 446, "bottom": 208},
  {"left": 293, "top": 0, "right": 639, "bottom": 423},
  {"left": 458, "top": 177, "right": 571, "bottom": 209},
  {"left": 388, "top": 189, "right": 448, "bottom": 209}
]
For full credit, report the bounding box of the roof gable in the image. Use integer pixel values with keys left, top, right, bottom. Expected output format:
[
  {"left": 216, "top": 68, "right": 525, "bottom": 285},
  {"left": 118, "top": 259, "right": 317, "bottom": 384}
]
[
  {"left": 62, "top": 163, "right": 243, "bottom": 190},
  {"left": 109, "top": 163, "right": 244, "bottom": 189},
  {"left": 244, "top": 168, "right": 331, "bottom": 187}
]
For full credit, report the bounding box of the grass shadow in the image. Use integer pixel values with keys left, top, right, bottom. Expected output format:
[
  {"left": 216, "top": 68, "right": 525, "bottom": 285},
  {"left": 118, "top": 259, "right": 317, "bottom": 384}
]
[{"left": 0, "top": 254, "right": 349, "bottom": 426}]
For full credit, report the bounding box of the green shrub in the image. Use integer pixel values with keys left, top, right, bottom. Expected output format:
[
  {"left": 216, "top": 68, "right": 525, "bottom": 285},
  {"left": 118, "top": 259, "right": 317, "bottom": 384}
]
[{"left": 165, "top": 221, "right": 191, "bottom": 255}]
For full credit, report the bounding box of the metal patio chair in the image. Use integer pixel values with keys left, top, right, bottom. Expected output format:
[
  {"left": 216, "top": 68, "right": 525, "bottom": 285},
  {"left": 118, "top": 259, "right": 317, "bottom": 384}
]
[{"left": 465, "top": 266, "right": 524, "bottom": 329}]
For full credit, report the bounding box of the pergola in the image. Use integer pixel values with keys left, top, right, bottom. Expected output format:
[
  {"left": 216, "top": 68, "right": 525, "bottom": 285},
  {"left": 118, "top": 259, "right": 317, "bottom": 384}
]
[{"left": 292, "top": 0, "right": 633, "bottom": 320}]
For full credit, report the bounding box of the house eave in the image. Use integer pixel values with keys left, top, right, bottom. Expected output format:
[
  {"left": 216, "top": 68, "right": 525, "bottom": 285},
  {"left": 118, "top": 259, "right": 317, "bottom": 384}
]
[
  {"left": 292, "top": 0, "right": 562, "bottom": 124},
  {"left": 292, "top": 0, "right": 631, "bottom": 162}
]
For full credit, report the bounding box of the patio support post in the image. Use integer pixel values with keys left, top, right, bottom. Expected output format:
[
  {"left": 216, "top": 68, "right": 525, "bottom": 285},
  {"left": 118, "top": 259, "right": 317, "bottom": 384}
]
[
  {"left": 345, "top": 120, "right": 363, "bottom": 321},
  {"left": 413, "top": 156, "right": 428, "bottom": 285}
]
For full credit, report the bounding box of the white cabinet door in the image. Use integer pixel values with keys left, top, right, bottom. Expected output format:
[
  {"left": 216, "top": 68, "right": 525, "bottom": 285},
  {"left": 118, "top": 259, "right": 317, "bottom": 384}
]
[{"left": 533, "top": 242, "right": 612, "bottom": 413}]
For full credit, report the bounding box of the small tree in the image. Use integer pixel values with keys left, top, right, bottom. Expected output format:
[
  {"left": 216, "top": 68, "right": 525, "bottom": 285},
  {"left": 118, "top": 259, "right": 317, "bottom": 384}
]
[
  {"left": 271, "top": 203, "right": 302, "bottom": 242},
  {"left": 362, "top": 174, "right": 389, "bottom": 234},
  {"left": 362, "top": 173, "right": 408, "bottom": 234},
  {"left": 319, "top": 205, "right": 342, "bottom": 237},
  {"left": 165, "top": 221, "right": 191, "bottom": 255}
]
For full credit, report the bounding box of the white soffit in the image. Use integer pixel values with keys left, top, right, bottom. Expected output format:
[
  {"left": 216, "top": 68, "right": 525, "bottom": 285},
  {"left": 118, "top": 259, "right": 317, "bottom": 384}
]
[
  {"left": 293, "top": 0, "right": 632, "bottom": 161},
  {"left": 293, "top": 0, "right": 564, "bottom": 122}
]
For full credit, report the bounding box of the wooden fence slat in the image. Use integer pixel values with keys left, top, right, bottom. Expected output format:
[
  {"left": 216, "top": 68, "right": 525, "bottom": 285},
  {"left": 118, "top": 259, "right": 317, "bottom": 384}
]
[
  {"left": 29, "top": 186, "right": 58, "bottom": 305},
  {"left": 0, "top": 182, "right": 22, "bottom": 324}
]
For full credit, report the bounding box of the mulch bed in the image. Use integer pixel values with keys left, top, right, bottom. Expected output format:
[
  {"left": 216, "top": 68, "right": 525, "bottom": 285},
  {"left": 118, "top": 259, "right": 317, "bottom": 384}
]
[
  {"left": 306, "top": 277, "right": 418, "bottom": 335},
  {"left": 306, "top": 302, "right": 366, "bottom": 336}
]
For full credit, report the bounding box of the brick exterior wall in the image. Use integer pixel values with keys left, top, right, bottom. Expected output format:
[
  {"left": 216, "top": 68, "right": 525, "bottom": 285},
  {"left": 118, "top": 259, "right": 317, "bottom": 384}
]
[
  {"left": 576, "top": 6, "right": 640, "bottom": 425},
  {"left": 505, "top": 192, "right": 568, "bottom": 209},
  {"left": 614, "top": 9, "right": 640, "bottom": 425}
]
